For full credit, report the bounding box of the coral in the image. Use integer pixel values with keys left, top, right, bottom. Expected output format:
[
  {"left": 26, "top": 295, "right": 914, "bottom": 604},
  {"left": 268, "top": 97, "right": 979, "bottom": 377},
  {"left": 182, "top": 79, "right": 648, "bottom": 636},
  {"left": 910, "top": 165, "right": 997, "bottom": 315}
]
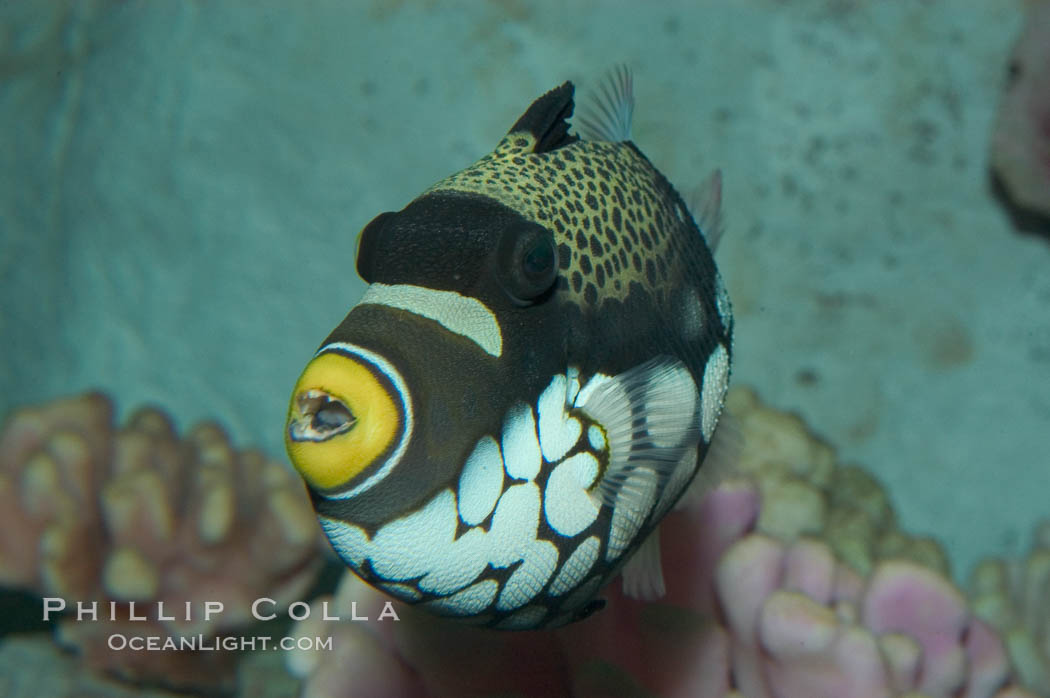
[
  {"left": 712, "top": 533, "right": 1022, "bottom": 698},
  {"left": 285, "top": 386, "right": 1038, "bottom": 698},
  {"left": 0, "top": 632, "right": 300, "bottom": 698},
  {"left": 0, "top": 391, "right": 324, "bottom": 693},
  {"left": 727, "top": 386, "right": 949, "bottom": 576},
  {"left": 970, "top": 520, "right": 1050, "bottom": 697},
  {"left": 990, "top": 0, "right": 1050, "bottom": 233}
]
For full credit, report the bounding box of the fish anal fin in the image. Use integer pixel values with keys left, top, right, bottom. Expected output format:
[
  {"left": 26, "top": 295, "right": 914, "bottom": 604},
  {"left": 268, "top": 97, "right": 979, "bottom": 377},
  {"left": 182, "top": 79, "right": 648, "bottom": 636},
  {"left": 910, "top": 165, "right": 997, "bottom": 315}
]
[{"left": 621, "top": 527, "right": 665, "bottom": 601}]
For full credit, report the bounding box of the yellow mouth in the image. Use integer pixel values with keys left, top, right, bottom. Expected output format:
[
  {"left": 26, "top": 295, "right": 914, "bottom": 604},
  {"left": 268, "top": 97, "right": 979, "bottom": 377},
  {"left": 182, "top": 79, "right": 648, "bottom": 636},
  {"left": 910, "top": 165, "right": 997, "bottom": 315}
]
[{"left": 285, "top": 351, "right": 399, "bottom": 491}]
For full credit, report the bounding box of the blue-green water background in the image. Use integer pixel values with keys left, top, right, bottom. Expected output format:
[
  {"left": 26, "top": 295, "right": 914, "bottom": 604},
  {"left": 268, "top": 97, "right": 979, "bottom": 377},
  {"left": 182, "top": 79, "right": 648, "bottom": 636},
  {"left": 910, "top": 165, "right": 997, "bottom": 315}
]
[{"left": 1, "top": 0, "right": 1046, "bottom": 606}]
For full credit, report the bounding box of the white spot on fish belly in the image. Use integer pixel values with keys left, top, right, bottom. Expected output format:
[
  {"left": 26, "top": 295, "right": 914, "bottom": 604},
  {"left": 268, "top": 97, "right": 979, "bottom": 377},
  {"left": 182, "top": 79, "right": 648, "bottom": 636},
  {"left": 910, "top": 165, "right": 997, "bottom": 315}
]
[
  {"left": 587, "top": 424, "right": 606, "bottom": 451},
  {"left": 501, "top": 403, "right": 541, "bottom": 481},
  {"left": 548, "top": 535, "right": 600, "bottom": 596},
  {"left": 573, "top": 371, "right": 615, "bottom": 409},
  {"left": 715, "top": 272, "right": 731, "bottom": 327},
  {"left": 562, "top": 575, "right": 603, "bottom": 613},
  {"left": 488, "top": 482, "right": 542, "bottom": 567},
  {"left": 422, "top": 578, "right": 499, "bottom": 616},
  {"left": 417, "top": 527, "right": 490, "bottom": 595},
  {"left": 700, "top": 344, "right": 730, "bottom": 442},
  {"left": 378, "top": 582, "right": 422, "bottom": 602},
  {"left": 497, "top": 539, "right": 559, "bottom": 611},
  {"left": 537, "top": 374, "right": 581, "bottom": 462},
  {"left": 457, "top": 436, "right": 504, "bottom": 526},
  {"left": 544, "top": 452, "right": 601, "bottom": 537},
  {"left": 368, "top": 490, "right": 459, "bottom": 582},
  {"left": 319, "top": 516, "right": 370, "bottom": 568}
]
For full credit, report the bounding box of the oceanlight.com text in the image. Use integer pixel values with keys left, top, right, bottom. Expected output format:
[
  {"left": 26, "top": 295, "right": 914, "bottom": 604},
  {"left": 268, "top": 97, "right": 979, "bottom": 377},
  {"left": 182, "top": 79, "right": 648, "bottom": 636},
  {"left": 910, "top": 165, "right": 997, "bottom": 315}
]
[{"left": 107, "top": 634, "right": 333, "bottom": 652}]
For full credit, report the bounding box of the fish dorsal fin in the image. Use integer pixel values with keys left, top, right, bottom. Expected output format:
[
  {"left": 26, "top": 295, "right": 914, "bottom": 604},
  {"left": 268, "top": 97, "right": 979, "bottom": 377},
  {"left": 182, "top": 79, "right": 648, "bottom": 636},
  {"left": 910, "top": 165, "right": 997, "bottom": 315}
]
[
  {"left": 508, "top": 81, "right": 579, "bottom": 153},
  {"left": 577, "top": 65, "right": 634, "bottom": 143}
]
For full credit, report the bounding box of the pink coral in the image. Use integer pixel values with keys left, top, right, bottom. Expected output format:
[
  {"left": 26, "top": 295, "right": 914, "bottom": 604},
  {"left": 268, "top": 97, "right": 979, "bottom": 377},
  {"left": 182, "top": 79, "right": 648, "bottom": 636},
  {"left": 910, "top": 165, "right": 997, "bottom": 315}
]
[
  {"left": 285, "top": 388, "right": 1037, "bottom": 698},
  {"left": 715, "top": 534, "right": 1022, "bottom": 698},
  {"left": 0, "top": 391, "right": 324, "bottom": 692},
  {"left": 990, "top": 0, "right": 1050, "bottom": 232}
]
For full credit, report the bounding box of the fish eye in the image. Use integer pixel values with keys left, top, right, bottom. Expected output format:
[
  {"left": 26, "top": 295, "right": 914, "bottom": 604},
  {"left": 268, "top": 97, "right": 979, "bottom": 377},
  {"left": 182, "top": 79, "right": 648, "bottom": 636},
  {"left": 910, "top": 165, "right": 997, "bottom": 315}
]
[
  {"left": 495, "top": 221, "right": 559, "bottom": 305},
  {"left": 523, "top": 237, "right": 555, "bottom": 277},
  {"left": 285, "top": 348, "right": 410, "bottom": 494}
]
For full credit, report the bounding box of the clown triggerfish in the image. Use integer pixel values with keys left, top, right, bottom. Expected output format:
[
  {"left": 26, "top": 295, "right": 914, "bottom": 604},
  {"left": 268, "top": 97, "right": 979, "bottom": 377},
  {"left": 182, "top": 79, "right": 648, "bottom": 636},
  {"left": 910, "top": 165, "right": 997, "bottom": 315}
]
[{"left": 285, "top": 68, "right": 733, "bottom": 630}]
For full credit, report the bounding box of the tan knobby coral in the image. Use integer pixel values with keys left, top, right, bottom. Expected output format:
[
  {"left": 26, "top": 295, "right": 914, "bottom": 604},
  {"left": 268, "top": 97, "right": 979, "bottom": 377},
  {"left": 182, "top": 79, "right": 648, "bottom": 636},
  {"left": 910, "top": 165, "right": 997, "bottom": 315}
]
[
  {"left": 0, "top": 391, "right": 324, "bottom": 693},
  {"left": 970, "top": 520, "right": 1050, "bottom": 697},
  {"left": 725, "top": 386, "right": 949, "bottom": 577}
]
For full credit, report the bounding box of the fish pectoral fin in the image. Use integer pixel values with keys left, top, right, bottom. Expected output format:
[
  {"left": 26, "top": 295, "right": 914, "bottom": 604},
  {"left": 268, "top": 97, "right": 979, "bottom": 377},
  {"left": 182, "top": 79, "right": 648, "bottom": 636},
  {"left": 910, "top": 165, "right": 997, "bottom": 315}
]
[
  {"left": 674, "top": 411, "right": 743, "bottom": 513},
  {"left": 575, "top": 356, "right": 700, "bottom": 512},
  {"left": 621, "top": 527, "right": 665, "bottom": 601}
]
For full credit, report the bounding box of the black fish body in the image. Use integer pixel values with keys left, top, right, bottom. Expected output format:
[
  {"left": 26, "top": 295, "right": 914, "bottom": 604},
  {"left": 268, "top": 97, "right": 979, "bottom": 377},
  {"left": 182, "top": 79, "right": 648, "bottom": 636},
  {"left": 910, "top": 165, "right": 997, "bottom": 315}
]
[{"left": 285, "top": 71, "right": 732, "bottom": 630}]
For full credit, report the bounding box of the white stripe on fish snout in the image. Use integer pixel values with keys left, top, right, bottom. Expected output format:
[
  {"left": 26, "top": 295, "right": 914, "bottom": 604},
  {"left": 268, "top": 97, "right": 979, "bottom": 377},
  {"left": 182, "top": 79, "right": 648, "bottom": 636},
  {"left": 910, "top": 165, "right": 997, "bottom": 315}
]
[{"left": 359, "top": 283, "right": 503, "bottom": 357}]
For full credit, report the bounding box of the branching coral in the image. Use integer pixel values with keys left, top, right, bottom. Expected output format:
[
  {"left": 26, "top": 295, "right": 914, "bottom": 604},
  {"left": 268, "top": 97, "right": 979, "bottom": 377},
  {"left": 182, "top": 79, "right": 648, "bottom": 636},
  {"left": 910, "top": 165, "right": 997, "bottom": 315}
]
[
  {"left": 285, "top": 386, "right": 1038, "bottom": 698},
  {"left": 0, "top": 391, "right": 324, "bottom": 693},
  {"left": 970, "top": 520, "right": 1050, "bottom": 697}
]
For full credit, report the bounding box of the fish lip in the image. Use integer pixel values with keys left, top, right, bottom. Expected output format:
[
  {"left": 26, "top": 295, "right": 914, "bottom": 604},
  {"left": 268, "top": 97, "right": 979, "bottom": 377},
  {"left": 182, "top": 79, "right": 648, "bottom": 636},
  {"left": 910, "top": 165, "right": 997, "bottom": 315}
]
[{"left": 287, "top": 389, "right": 356, "bottom": 443}]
